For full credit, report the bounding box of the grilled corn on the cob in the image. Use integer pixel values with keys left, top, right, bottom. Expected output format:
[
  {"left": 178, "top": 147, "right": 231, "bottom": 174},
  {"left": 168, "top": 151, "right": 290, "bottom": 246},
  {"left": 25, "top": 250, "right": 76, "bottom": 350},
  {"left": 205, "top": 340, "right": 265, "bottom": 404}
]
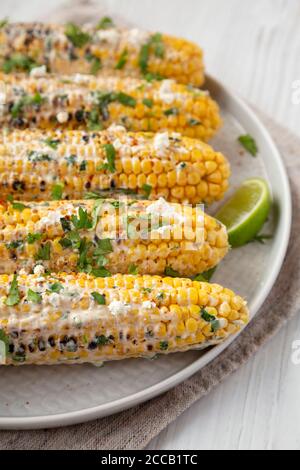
[
  {"left": 0, "top": 128, "right": 230, "bottom": 204},
  {"left": 0, "top": 73, "right": 221, "bottom": 140},
  {"left": 0, "top": 198, "right": 229, "bottom": 277},
  {"left": 0, "top": 21, "right": 205, "bottom": 86},
  {"left": 0, "top": 272, "right": 249, "bottom": 365}
]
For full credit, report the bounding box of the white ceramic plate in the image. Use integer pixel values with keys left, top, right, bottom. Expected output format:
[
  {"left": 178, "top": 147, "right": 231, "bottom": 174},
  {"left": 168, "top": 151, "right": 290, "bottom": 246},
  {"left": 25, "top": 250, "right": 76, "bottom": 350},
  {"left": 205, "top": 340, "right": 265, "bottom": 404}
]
[{"left": 0, "top": 76, "right": 292, "bottom": 430}]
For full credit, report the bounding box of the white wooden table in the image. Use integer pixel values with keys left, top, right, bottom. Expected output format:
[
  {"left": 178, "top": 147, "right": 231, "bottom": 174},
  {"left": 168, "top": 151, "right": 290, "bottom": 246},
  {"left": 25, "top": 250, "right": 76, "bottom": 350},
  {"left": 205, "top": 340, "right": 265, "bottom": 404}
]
[{"left": 1, "top": 0, "right": 300, "bottom": 450}]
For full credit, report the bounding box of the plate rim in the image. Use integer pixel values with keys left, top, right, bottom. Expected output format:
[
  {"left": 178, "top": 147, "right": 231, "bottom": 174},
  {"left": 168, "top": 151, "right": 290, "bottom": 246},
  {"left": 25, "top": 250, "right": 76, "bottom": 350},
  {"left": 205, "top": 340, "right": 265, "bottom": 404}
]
[{"left": 0, "top": 75, "right": 292, "bottom": 430}]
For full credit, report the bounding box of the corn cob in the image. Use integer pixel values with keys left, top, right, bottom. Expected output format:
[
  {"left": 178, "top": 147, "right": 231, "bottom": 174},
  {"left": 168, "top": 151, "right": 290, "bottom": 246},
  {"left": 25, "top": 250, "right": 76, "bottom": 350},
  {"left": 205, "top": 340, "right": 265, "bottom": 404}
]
[
  {"left": 0, "top": 198, "right": 229, "bottom": 277},
  {"left": 0, "top": 128, "right": 230, "bottom": 204},
  {"left": 0, "top": 21, "right": 205, "bottom": 87},
  {"left": 0, "top": 73, "right": 221, "bottom": 141},
  {"left": 0, "top": 272, "right": 249, "bottom": 365}
]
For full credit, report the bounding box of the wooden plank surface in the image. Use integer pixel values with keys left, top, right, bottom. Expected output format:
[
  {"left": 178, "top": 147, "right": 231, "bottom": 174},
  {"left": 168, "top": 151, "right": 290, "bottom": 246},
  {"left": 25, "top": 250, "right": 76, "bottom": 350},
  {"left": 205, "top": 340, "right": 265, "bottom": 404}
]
[{"left": 1, "top": 0, "right": 299, "bottom": 450}]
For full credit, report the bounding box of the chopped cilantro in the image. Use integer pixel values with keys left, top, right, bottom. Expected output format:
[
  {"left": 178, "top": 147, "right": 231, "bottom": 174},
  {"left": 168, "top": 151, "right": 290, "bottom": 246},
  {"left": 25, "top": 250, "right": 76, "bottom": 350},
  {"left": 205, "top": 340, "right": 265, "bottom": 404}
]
[
  {"left": 97, "top": 17, "right": 115, "bottom": 30},
  {"left": 188, "top": 118, "right": 201, "bottom": 126},
  {"left": 143, "top": 98, "right": 154, "bottom": 108},
  {"left": 60, "top": 217, "right": 72, "bottom": 233},
  {"left": 238, "top": 134, "right": 258, "bottom": 157},
  {"left": 128, "top": 264, "right": 138, "bottom": 275},
  {"left": 71, "top": 207, "right": 93, "bottom": 230},
  {"left": 91, "top": 292, "right": 106, "bottom": 305},
  {"left": 11, "top": 93, "right": 44, "bottom": 118},
  {"left": 65, "top": 23, "right": 91, "bottom": 48},
  {"left": 159, "top": 341, "right": 169, "bottom": 351},
  {"left": 27, "top": 289, "right": 42, "bottom": 304},
  {"left": 5, "top": 275, "right": 20, "bottom": 306},
  {"left": 164, "top": 107, "right": 179, "bottom": 116},
  {"left": 101, "top": 144, "right": 116, "bottom": 173},
  {"left": 79, "top": 160, "right": 87, "bottom": 171},
  {"left": 6, "top": 240, "right": 23, "bottom": 250},
  {"left": 48, "top": 282, "right": 63, "bottom": 293},
  {"left": 27, "top": 233, "right": 42, "bottom": 244},
  {"left": 51, "top": 183, "right": 64, "bottom": 201},
  {"left": 164, "top": 267, "right": 180, "bottom": 278},
  {"left": 35, "top": 242, "right": 51, "bottom": 261},
  {"left": 43, "top": 138, "right": 60, "bottom": 150},
  {"left": 2, "top": 53, "right": 38, "bottom": 73}
]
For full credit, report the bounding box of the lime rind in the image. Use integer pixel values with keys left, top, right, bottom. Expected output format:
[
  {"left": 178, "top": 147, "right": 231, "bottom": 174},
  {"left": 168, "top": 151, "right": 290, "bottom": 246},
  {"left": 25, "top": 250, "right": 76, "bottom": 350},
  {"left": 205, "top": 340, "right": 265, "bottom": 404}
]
[{"left": 216, "top": 178, "right": 272, "bottom": 247}]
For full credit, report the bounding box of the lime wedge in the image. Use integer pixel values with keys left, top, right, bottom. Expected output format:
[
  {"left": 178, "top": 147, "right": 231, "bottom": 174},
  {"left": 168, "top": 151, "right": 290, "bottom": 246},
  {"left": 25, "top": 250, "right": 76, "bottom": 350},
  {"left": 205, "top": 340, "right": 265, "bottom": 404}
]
[{"left": 216, "top": 178, "right": 272, "bottom": 247}]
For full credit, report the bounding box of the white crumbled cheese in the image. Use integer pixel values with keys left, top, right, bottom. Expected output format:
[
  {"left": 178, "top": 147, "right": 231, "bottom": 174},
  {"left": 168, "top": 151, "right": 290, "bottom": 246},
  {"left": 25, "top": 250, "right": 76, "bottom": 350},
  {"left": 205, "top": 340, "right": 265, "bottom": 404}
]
[
  {"left": 97, "top": 29, "right": 120, "bottom": 45},
  {"left": 30, "top": 65, "right": 47, "bottom": 78},
  {"left": 37, "top": 211, "right": 62, "bottom": 229},
  {"left": 108, "top": 124, "right": 127, "bottom": 133},
  {"left": 0, "top": 91, "right": 7, "bottom": 105},
  {"left": 19, "top": 268, "right": 28, "bottom": 276},
  {"left": 108, "top": 300, "right": 131, "bottom": 316},
  {"left": 112, "top": 138, "right": 123, "bottom": 151},
  {"left": 146, "top": 198, "right": 185, "bottom": 224},
  {"left": 126, "top": 28, "right": 150, "bottom": 47},
  {"left": 154, "top": 132, "right": 170, "bottom": 157},
  {"left": 73, "top": 73, "right": 91, "bottom": 85},
  {"left": 158, "top": 79, "right": 183, "bottom": 105},
  {"left": 142, "top": 301, "right": 156, "bottom": 310},
  {"left": 47, "top": 293, "right": 61, "bottom": 307},
  {"left": 33, "top": 265, "right": 45, "bottom": 276},
  {"left": 56, "top": 111, "right": 69, "bottom": 124},
  {"left": 171, "top": 132, "right": 182, "bottom": 140}
]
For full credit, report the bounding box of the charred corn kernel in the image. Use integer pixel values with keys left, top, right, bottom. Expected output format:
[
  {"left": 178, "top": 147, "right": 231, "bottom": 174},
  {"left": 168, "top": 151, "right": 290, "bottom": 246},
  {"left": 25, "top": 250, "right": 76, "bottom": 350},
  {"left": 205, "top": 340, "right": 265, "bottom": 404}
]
[
  {"left": 0, "top": 198, "right": 228, "bottom": 277},
  {"left": 0, "top": 272, "right": 249, "bottom": 365},
  {"left": 0, "top": 128, "right": 230, "bottom": 205},
  {"left": 0, "top": 72, "right": 221, "bottom": 141},
  {"left": 0, "top": 22, "right": 205, "bottom": 86}
]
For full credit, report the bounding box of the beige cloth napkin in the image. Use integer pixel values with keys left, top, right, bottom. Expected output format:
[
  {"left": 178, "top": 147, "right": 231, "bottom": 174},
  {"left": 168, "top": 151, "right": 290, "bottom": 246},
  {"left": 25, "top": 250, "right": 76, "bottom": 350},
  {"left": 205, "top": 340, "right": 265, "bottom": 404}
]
[{"left": 0, "top": 109, "right": 299, "bottom": 450}]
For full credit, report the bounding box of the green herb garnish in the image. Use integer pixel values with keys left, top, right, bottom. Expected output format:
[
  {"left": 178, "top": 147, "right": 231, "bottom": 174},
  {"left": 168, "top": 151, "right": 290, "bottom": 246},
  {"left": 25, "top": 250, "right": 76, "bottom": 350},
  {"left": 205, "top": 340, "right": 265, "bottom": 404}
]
[
  {"left": 65, "top": 23, "right": 91, "bottom": 48},
  {"left": 164, "top": 267, "right": 180, "bottom": 278},
  {"left": 159, "top": 341, "right": 169, "bottom": 351},
  {"left": 97, "top": 17, "right": 115, "bottom": 30},
  {"left": 27, "top": 233, "right": 42, "bottom": 244},
  {"left": 43, "top": 138, "right": 60, "bottom": 150},
  {"left": 5, "top": 275, "right": 20, "bottom": 306},
  {"left": 92, "top": 292, "right": 106, "bottom": 305},
  {"left": 79, "top": 160, "right": 87, "bottom": 171},
  {"left": 35, "top": 242, "right": 51, "bottom": 261},
  {"left": 2, "top": 53, "right": 38, "bottom": 73},
  {"left": 193, "top": 267, "right": 217, "bottom": 283},
  {"left": 143, "top": 98, "right": 154, "bottom": 108},
  {"left": 238, "top": 134, "right": 258, "bottom": 157},
  {"left": 27, "top": 289, "right": 42, "bottom": 304},
  {"left": 142, "top": 184, "right": 152, "bottom": 199},
  {"left": 100, "top": 144, "right": 116, "bottom": 173},
  {"left": 188, "top": 118, "right": 201, "bottom": 126},
  {"left": 164, "top": 108, "right": 179, "bottom": 116},
  {"left": 128, "top": 264, "right": 138, "bottom": 275},
  {"left": 51, "top": 183, "right": 64, "bottom": 201},
  {"left": 201, "top": 308, "right": 220, "bottom": 332},
  {"left": 115, "top": 49, "right": 128, "bottom": 70},
  {"left": 72, "top": 207, "right": 93, "bottom": 230},
  {"left": 48, "top": 283, "right": 63, "bottom": 293},
  {"left": 6, "top": 240, "right": 23, "bottom": 250},
  {"left": 11, "top": 93, "right": 44, "bottom": 118}
]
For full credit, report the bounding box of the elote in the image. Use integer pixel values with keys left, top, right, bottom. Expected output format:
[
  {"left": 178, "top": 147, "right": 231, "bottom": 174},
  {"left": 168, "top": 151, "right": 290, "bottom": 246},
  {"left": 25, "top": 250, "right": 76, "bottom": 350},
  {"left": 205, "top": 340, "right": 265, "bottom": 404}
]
[
  {"left": 0, "top": 20, "right": 205, "bottom": 86},
  {"left": 0, "top": 272, "right": 249, "bottom": 365},
  {"left": 0, "top": 128, "right": 230, "bottom": 204},
  {"left": 0, "top": 198, "right": 229, "bottom": 277},
  {"left": 0, "top": 73, "right": 221, "bottom": 140}
]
